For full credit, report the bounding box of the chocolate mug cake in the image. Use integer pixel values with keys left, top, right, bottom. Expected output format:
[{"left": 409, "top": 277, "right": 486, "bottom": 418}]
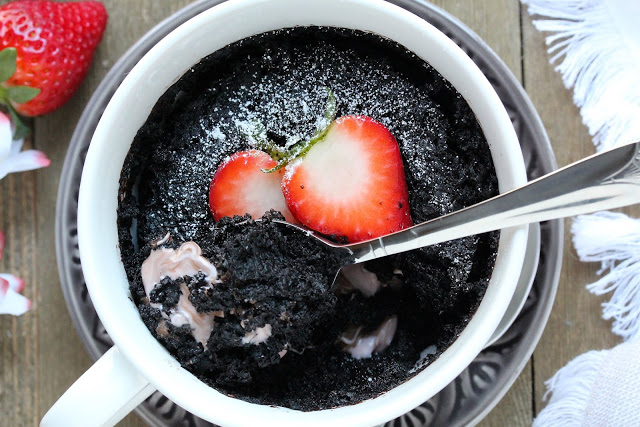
[{"left": 117, "top": 26, "right": 499, "bottom": 410}]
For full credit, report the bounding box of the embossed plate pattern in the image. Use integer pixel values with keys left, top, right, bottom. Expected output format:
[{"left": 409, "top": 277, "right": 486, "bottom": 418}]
[{"left": 55, "top": 0, "right": 562, "bottom": 425}]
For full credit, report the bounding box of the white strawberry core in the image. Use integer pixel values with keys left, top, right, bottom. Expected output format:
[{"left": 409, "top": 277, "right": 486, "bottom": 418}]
[
  {"left": 299, "top": 128, "right": 370, "bottom": 199},
  {"left": 246, "top": 169, "right": 289, "bottom": 214}
]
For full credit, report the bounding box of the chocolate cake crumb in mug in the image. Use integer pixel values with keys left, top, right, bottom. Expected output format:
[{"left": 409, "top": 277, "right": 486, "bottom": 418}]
[{"left": 117, "top": 27, "right": 500, "bottom": 410}]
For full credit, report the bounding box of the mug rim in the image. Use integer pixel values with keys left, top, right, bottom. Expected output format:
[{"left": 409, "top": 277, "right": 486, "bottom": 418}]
[{"left": 77, "top": 0, "right": 528, "bottom": 425}]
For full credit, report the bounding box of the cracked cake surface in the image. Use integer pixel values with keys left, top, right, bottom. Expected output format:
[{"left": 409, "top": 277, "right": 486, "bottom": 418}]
[{"left": 117, "top": 26, "right": 499, "bottom": 410}]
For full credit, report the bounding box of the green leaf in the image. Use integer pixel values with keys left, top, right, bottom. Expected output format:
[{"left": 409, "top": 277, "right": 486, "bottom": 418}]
[
  {"left": 320, "top": 87, "right": 337, "bottom": 127},
  {"left": 262, "top": 87, "right": 337, "bottom": 173},
  {"left": 301, "top": 87, "right": 336, "bottom": 151},
  {"left": 260, "top": 158, "right": 288, "bottom": 174},
  {"left": 7, "top": 85, "right": 40, "bottom": 103},
  {"left": 0, "top": 48, "right": 17, "bottom": 83},
  {"left": 246, "top": 87, "right": 338, "bottom": 174},
  {"left": 6, "top": 104, "right": 31, "bottom": 140},
  {"left": 237, "top": 118, "right": 287, "bottom": 162}
]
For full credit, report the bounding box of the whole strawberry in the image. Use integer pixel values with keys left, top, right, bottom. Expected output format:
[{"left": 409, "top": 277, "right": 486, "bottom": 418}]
[{"left": 0, "top": 0, "right": 107, "bottom": 132}]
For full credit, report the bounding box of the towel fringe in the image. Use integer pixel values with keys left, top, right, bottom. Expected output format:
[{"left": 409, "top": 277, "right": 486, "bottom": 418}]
[
  {"left": 572, "top": 212, "right": 640, "bottom": 341},
  {"left": 522, "top": 0, "right": 640, "bottom": 151},
  {"left": 532, "top": 350, "right": 606, "bottom": 426}
]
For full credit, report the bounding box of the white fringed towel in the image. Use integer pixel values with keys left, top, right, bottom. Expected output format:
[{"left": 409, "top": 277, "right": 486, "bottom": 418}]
[
  {"left": 522, "top": 0, "right": 640, "bottom": 151},
  {"left": 572, "top": 212, "right": 640, "bottom": 341},
  {"left": 532, "top": 340, "right": 640, "bottom": 427}
]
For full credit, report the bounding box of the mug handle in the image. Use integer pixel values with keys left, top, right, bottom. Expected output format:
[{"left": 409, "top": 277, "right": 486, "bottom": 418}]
[{"left": 41, "top": 346, "right": 156, "bottom": 427}]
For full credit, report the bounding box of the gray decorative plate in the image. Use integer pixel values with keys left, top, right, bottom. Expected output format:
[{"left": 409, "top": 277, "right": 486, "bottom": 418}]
[{"left": 55, "top": 0, "right": 562, "bottom": 425}]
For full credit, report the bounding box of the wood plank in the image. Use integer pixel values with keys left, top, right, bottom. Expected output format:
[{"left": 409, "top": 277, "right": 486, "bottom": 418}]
[
  {"left": 430, "top": 0, "right": 523, "bottom": 80},
  {"left": 0, "top": 134, "right": 39, "bottom": 427},
  {"left": 520, "top": 8, "right": 635, "bottom": 418}
]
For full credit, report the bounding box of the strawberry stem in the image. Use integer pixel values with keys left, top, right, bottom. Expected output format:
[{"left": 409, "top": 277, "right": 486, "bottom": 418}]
[
  {"left": 0, "top": 88, "right": 34, "bottom": 140},
  {"left": 237, "top": 118, "right": 287, "bottom": 161},
  {"left": 261, "top": 87, "right": 336, "bottom": 173}
]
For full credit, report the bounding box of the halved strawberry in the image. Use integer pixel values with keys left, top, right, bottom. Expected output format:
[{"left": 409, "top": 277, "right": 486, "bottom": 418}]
[
  {"left": 209, "top": 150, "right": 297, "bottom": 223},
  {"left": 282, "top": 115, "right": 412, "bottom": 242}
]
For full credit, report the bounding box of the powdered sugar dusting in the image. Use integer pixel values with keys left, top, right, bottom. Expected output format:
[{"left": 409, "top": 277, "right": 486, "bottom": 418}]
[
  {"left": 202, "top": 124, "right": 227, "bottom": 143},
  {"left": 125, "top": 27, "right": 494, "bottom": 246}
]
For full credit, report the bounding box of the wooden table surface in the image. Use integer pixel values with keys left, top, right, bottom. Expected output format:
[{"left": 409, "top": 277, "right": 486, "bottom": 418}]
[{"left": 1, "top": 0, "right": 635, "bottom": 425}]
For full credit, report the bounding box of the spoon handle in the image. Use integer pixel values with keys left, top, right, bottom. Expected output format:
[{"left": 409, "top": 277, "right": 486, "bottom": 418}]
[{"left": 350, "top": 141, "right": 640, "bottom": 263}]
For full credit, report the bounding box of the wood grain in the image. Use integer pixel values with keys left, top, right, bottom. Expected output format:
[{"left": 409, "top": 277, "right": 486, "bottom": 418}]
[
  {"left": 0, "top": 1, "right": 634, "bottom": 426},
  {"left": 0, "top": 133, "right": 39, "bottom": 426}
]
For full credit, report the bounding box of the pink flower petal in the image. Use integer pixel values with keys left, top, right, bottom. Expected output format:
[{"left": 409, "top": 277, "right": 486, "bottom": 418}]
[
  {"left": 0, "top": 112, "right": 11, "bottom": 163},
  {"left": 0, "top": 277, "right": 9, "bottom": 297},
  {"left": 0, "top": 230, "right": 4, "bottom": 260},
  {"left": 0, "top": 149, "right": 50, "bottom": 179},
  {"left": 0, "top": 286, "right": 31, "bottom": 315},
  {"left": 0, "top": 112, "right": 49, "bottom": 180},
  {"left": 0, "top": 273, "right": 25, "bottom": 292}
]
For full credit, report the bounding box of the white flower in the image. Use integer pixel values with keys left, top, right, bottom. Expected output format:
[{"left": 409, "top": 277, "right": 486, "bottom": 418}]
[
  {"left": 0, "top": 231, "right": 31, "bottom": 315},
  {"left": 0, "top": 110, "right": 46, "bottom": 316},
  {"left": 0, "top": 111, "right": 49, "bottom": 179}
]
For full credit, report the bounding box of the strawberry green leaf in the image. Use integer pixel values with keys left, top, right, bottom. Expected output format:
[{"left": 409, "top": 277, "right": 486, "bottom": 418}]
[
  {"left": 261, "top": 159, "right": 287, "bottom": 173},
  {"left": 262, "top": 87, "right": 337, "bottom": 173},
  {"left": 318, "top": 87, "right": 337, "bottom": 129},
  {"left": 0, "top": 48, "right": 17, "bottom": 83},
  {"left": 7, "top": 86, "right": 40, "bottom": 104},
  {"left": 0, "top": 84, "right": 32, "bottom": 139},
  {"left": 6, "top": 104, "right": 30, "bottom": 140},
  {"left": 301, "top": 87, "right": 336, "bottom": 150},
  {"left": 238, "top": 118, "right": 269, "bottom": 146},
  {"left": 238, "top": 119, "right": 287, "bottom": 162}
]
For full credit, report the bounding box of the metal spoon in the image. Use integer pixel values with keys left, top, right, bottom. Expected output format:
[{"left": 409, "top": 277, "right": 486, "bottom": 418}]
[{"left": 281, "top": 140, "right": 640, "bottom": 266}]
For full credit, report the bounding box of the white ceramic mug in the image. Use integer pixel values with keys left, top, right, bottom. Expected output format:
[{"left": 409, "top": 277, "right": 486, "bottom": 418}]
[{"left": 42, "top": 0, "right": 528, "bottom": 425}]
